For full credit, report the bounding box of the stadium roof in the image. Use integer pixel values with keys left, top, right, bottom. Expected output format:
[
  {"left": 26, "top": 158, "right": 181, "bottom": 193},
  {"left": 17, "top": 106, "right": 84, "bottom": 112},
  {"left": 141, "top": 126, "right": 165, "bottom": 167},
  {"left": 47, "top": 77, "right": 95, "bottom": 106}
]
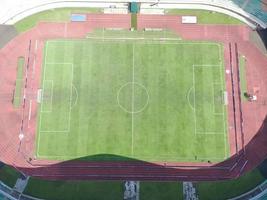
[{"left": 0, "top": 0, "right": 267, "bottom": 28}]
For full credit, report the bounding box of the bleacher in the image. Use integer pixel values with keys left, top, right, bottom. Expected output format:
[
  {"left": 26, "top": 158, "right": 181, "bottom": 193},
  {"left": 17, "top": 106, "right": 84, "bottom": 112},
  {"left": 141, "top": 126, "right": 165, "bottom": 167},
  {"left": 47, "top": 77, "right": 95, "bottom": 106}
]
[
  {"left": 232, "top": 0, "right": 267, "bottom": 24},
  {"left": 0, "top": 181, "right": 43, "bottom": 200}
]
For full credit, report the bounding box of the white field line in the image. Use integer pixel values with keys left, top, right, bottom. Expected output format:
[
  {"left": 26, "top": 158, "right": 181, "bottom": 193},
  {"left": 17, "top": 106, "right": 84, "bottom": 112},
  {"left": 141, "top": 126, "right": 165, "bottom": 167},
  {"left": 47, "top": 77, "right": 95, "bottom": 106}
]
[
  {"left": 28, "top": 100, "right": 32, "bottom": 121},
  {"left": 212, "top": 82, "right": 216, "bottom": 115},
  {"left": 85, "top": 36, "right": 182, "bottom": 41},
  {"left": 37, "top": 41, "right": 49, "bottom": 156},
  {"left": 196, "top": 131, "right": 225, "bottom": 135},
  {"left": 193, "top": 64, "right": 221, "bottom": 67},
  {"left": 71, "top": 84, "right": 78, "bottom": 109},
  {"left": 186, "top": 87, "right": 194, "bottom": 111},
  {"left": 45, "top": 62, "right": 73, "bottom": 65},
  {"left": 69, "top": 63, "right": 74, "bottom": 129},
  {"left": 36, "top": 153, "right": 225, "bottom": 161},
  {"left": 213, "top": 82, "right": 224, "bottom": 115},
  {"left": 192, "top": 65, "right": 197, "bottom": 136},
  {"left": 47, "top": 39, "right": 221, "bottom": 47},
  {"left": 131, "top": 44, "right": 135, "bottom": 156},
  {"left": 39, "top": 43, "right": 49, "bottom": 114},
  {"left": 35, "top": 39, "right": 38, "bottom": 51}
]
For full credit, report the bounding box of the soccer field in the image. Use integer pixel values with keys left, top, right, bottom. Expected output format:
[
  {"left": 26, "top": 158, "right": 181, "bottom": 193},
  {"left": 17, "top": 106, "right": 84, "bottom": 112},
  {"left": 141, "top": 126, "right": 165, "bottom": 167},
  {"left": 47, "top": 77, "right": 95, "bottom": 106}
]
[{"left": 36, "top": 33, "right": 229, "bottom": 162}]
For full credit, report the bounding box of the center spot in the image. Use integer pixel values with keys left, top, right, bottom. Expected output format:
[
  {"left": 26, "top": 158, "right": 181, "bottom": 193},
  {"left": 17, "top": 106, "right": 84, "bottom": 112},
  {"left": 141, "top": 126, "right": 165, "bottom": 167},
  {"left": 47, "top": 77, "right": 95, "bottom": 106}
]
[{"left": 117, "top": 82, "right": 149, "bottom": 114}]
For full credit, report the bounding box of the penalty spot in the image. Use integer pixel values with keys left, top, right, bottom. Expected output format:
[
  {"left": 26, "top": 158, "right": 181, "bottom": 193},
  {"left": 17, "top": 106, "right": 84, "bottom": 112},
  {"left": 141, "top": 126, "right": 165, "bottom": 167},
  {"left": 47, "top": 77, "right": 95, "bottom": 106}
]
[{"left": 19, "top": 133, "right": 24, "bottom": 141}]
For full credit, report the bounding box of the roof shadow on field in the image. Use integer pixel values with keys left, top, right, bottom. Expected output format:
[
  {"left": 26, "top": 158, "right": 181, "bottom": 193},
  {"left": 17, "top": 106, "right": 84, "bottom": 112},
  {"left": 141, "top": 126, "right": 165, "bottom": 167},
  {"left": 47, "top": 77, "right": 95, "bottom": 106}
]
[
  {"left": 72, "top": 154, "right": 143, "bottom": 161},
  {"left": 8, "top": 115, "right": 267, "bottom": 181}
]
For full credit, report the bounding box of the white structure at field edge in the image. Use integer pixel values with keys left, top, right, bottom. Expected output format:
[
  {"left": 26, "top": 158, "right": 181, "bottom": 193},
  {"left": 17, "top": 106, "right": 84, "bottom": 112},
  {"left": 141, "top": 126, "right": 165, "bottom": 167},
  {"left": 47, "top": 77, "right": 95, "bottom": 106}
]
[{"left": 1, "top": 0, "right": 267, "bottom": 29}]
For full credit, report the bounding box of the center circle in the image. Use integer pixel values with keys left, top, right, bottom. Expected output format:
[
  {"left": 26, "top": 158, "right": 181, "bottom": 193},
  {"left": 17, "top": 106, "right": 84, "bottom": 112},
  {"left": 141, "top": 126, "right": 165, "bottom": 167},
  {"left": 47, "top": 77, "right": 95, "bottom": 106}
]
[{"left": 117, "top": 82, "right": 149, "bottom": 114}]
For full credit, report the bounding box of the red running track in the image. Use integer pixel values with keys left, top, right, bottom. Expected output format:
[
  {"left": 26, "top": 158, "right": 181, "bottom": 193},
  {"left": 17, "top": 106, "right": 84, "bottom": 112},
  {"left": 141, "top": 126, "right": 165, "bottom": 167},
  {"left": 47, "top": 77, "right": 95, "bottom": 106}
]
[{"left": 0, "top": 14, "right": 267, "bottom": 181}]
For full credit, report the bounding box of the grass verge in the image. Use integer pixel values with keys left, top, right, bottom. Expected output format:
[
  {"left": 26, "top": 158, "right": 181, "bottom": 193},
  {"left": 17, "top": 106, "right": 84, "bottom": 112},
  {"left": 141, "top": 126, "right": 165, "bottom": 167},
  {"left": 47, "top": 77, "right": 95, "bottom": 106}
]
[
  {"left": 131, "top": 13, "right": 137, "bottom": 30},
  {"left": 13, "top": 57, "right": 24, "bottom": 108},
  {"left": 196, "top": 169, "right": 265, "bottom": 200},
  {"left": 0, "top": 165, "right": 20, "bottom": 188},
  {"left": 21, "top": 169, "right": 265, "bottom": 200},
  {"left": 140, "top": 182, "right": 183, "bottom": 200},
  {"left": 239, "top": 55, "right": 248, "bottom": 101},
  {"left": 24, "top": 179, "right": 123, "bottom": 200},
  {"left": 166, "top": 9, "right": 243, "bottom": 24},
  {"left": 14, "top": 7, "right": 102, "bottom": 33}
]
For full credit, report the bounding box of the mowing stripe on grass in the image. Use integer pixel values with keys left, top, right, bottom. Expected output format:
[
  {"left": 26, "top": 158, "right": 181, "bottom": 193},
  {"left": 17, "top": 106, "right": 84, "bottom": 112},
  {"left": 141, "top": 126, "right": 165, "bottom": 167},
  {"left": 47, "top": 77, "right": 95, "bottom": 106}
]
[
  {"left": 41, "top": 80, "right": 53, "bottom": 112},
  {"left": 36, "top": 37, "right": 229, "bottom": 161},
  {"left": 131, "top": 45, "right": 135, "bottom": 156},
  {"left": 13, "top": 57, "right": 25, "bottom": 108}
]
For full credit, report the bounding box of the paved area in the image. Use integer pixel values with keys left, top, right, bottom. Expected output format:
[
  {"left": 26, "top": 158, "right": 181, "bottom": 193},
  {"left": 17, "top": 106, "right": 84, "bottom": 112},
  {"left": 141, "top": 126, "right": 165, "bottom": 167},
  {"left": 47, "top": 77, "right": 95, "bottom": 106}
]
[
  {"left": 13, "top": 175, "right": 29, "bottom": 193},
  {"left": 183, "top": 182, "right": 199, "bottom": 200},
  {"left": 0, "top": 25, "right": 17, "bottom": 48},
  {"left": 124, "top": 181, "right": 139, "bottom": 200}
]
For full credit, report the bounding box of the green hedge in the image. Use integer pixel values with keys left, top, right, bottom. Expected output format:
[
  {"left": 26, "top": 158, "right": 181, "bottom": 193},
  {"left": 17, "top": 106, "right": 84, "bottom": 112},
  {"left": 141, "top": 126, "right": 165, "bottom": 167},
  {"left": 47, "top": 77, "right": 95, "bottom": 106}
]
[
  {"left": 24, "top": 179, "right": 123, "bottom": 200},
  {"left": 13, "top": 57, "right": 24, "bottom": 108},
  {"left": 196, "top": 169, "right": 265, "bottom": 200},
  {"left": 140, "top": 182, "right": 183, "bottom": 200},
  {"left": 0, "top": 165, "right": 20, "bottom": 187}
]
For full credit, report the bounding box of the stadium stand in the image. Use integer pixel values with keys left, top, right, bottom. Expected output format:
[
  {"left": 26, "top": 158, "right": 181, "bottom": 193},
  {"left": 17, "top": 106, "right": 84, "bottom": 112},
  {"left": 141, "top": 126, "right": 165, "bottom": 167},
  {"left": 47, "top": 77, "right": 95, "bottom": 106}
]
[
  {"left": 231, "top": 0, "right": 267, "bottom": 24},
  {"left": 183, "top": 182, "right": 199, "bottom": 200},
  {"left": 0, "top": 25, "right": 17, "bottom": 48},
  {"left": 0, "top": 0, "right": 267, "bottom": 28},
  {"left": 0, "top": 182, "right": 43, "bottom": 200},
  {"left": 229, "top": 180, "right": 267, "bottom": 200}
]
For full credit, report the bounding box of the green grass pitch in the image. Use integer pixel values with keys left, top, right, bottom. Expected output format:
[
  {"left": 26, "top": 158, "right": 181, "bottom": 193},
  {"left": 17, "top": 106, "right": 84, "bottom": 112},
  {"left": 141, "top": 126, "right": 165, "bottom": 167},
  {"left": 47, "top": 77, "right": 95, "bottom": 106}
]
[{"left": 36, "top": 33, "right": 229, "bottom": 162}]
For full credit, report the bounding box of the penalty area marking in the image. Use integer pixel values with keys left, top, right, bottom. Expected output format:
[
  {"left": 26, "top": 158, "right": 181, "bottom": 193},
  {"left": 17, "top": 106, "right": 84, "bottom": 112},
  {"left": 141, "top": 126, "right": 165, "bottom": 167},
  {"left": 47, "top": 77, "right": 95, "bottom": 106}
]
[
  {"left": 37, "top": 62, "right": 74, "bottom": 157},
  {"left": 38, "top": 62, "right": 74, "bottom": 135},
  {"left": 71, "top": 84, "right": 78, "bottom": 109},
  {"left": 187, "top": 86, "right": 195, "bottom": 111},
  {"left": 192, "top": 64, "right": 226, "bottom": 135},
  {"left": 192, "top": 64, "right": 228, "bottom": 158}
]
